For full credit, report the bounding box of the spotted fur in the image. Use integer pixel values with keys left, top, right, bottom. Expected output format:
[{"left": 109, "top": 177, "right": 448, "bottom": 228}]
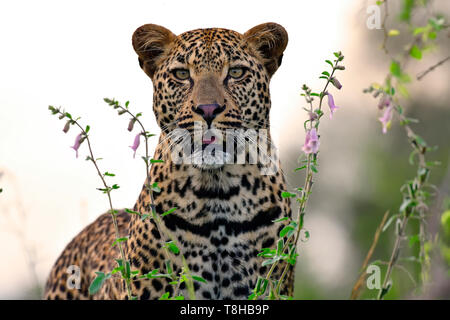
[{"left": 44, "top": 22, "right": 292, "bottom": 300}]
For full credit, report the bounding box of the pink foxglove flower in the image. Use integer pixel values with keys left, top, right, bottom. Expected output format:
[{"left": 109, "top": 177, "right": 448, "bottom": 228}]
[
  {"left": 71, "top": 133, "right": 83, "bottom": 158},
  {"left": 378, "top": 95, "right": 391, "bottom": 110},
  {"left": 130, "top": 133, "right": 141, "bottom": 158},
  {"left": 379, "top": 105, "right": 393, "bottom": 134},
  {"left": 302, "top": 128, "right": 320, "bottom": 154},
  {"left": 308, "top": 111, "right": 318, "bottom": 121},
  {"left": 327, "top": 92, "right": 340, "bottom": 119}
]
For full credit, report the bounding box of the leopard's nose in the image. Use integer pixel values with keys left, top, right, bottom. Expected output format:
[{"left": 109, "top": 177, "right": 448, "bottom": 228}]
[{"left": 194, "top": 104, "right": 225, "bottom": 126}]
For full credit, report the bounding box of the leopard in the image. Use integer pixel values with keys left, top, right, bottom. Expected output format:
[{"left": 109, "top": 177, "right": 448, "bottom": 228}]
[{"left": 44, "top": 22, "right": 293, "bottom": 300}]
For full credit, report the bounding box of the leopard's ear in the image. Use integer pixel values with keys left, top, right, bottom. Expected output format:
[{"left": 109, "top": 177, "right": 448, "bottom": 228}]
[
  {"left": 132, "top": 24, "right": 176, "bottom": 78},
  {"left": 244, "top": 23, "right": 288, "bottom": 77}
]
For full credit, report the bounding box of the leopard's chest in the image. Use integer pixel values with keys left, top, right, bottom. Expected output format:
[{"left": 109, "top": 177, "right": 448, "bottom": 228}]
[{"left": 165, "top": 196, "right": 283, "bottom": 299}]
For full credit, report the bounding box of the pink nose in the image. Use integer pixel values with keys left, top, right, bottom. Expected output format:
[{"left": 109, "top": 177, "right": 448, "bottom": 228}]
[{"left": 194, "top": 104, "right": 225, "bottom": 125}]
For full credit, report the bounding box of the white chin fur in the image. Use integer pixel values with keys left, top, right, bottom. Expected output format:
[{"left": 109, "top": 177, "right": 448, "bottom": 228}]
[{"left": 192, "top": 150, "right": 232, "bottom": 170}]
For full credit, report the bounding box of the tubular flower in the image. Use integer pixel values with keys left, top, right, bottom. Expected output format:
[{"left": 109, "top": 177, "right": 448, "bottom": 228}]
[
  {"left": 327, "top": 92, "right": 340, "bottom": 119},
  {"left": 378, "top": 95, "right": 391, "bottom": 110},
  {"left": 71, "top": 133, "right": 83, "bottom": 158},
  {"left": 308, "top": 111, "right": 318, "bottom": 121},
  {"left": 302, "top": 128, "right": 320, "bottom": 154},
  {"left": 379, "top": 105, "right": 393, "bottom": 134},
  {"left": 130, "top": 133, "right": 141, "bottom": 158}
]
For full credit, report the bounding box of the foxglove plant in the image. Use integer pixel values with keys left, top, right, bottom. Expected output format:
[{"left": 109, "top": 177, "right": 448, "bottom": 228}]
[
  {"left": 351, "top": 0, "right": 447, "bottom": 300},
  {"left": 48, "top": 106, "right": 133, "bottom": 299},
  {"left": 49, "top": 102, "right": 205, "bottom": 300},
  {"left": 250, "top": 51, "right": 345, "bottom": 300},
  {"left": 103, "top": 98, "right": 201, "bottom": 300}
]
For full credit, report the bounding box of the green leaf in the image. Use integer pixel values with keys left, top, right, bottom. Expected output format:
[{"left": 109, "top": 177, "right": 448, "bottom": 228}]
[
  {"left": 281, "top": 191, "right": 296, "bottom": 198},
  {"left": 410, "top": 45, "right": 422, "bottom": 60},
  {"left": 272, "top": 217, "right": 289, "bottom": 223},
  {"left": 441, "top": 210, "right": 450, "bottom": 236},
  {"left": 399, "top": 0, "right": 414, "bottom": 22},
  {"left": 429, "top": 17, "right": 444, "bottom": 31},
  {"left": 165, "top": 260, "right": 173, "bottom": 275},
  {"left": 298, "top": 212, "right": 305, "bottom": 228},
  {"left": 104, "top": 172, "right": 115, "bottom": 177},
  {"left": 325, "top": 60, "right": 333, "bottom": 67},
  {"left": 112, "top": 237, "right": 128, "bottom": 247},
  {"left": 125, "top": 208, "right": 141, "bottom": 215},
  {"left": 302, "top": 230, "right": 310, "bottom": 242},
  {"left": 262, "top": 258, "right": 278, "bottom": 266},
  {"left": 85, "top": 125, "right": 90, "bottom": 133},
  {"left": 192, "top": 275, "right": 207, "bottom": 283},
  {"left": 400, "top": 199, "right": 413, "bottom": 213},
  {"left": 159, "top": 292, "right": 170, "bottom": 300},
  {"left": 279, "top": 225, "right": 295, "bottom": 238},
  {"left": 276, "top": 238, "right": 284, "bottom": 255},
  {"left": 390, "top": 61, "right": 401, "bottom": 78},
  {"left": 311, "top": 165, "right": 318, "bottom": 173},
  {"left": 408, "top": 234, "right": 420, "bottom": 248},
  {"left": 414, "top": 134, "right": 427, "bottom": 147},
  {"left": 111, "top": 266, "right": 124, "bottom": 275},
  {"left": 89, "top": 272, "right": 111, "bottom": 295},
  {"left": 151, "top": 182, "right": 161, "bottom": 193},
  {"left": 111, "top": 184, "right": 120, "bottom": 189},
  {"left": 125, "top": 101, "right": 130, "bottom": 108},
  {"left": 165, "top": 241, "right": 179, "bottom": 254},
  {"left": 150, "top": 159, "right": 164, "bottom": 164},
  {"left": 321, "top": 71, "right": 330, "bottom": 77},
  {"left": 161, "top": 207, "right": 177, "bottom": 217}
]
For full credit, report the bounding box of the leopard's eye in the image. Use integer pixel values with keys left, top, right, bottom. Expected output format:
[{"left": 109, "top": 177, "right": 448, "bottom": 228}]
[
  {"left": 228, "top": 67, "right": 245, "bottom": 79},
  {"left": 173, "top": 69, "right": 190, "bottom": 80}
]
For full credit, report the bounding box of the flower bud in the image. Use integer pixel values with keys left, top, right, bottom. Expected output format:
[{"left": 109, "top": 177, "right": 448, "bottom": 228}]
[
  {"left": 62, "top": 120, "right": 71, "bottom": 133},
  {"left": 128, "top": 118, "right": 136, "bottom": 132},
  {"left": 330, "top": 77, "right": 342, "bottom": 90},
  {"left": 336, "top": 65, "right": 345, "bottom": 70},
  {"left": 378, "top": 95, "right": 391, "bottom": 110},
  {"left": 308, "top": 111, "right": 318, "bottom": 121}
]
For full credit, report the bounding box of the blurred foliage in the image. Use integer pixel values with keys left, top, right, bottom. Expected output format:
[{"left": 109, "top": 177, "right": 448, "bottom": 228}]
[{"left": 292, "top": 0, "right": 449, "bottom": 300}]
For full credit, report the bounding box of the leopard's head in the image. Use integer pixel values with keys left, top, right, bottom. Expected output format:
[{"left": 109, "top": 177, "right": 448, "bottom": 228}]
[{"left": 132, "top": 23, "right": 288, "bottom": 169}]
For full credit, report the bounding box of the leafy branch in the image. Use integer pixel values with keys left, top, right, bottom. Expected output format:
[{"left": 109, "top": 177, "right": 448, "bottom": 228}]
[
  {"left": 48, "top": 105, "right": 133, "bottom": 299},
  {"left": 250, "top": 51, "right": 345, "bottom": 300},
  {"left": 104, "top": 98, "right": 200, "bottom": 299}
]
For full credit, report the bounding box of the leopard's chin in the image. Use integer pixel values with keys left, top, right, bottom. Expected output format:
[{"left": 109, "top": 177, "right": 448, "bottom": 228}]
[{"left": 191, "top": 150, "right": 232, "bottom": 170}]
